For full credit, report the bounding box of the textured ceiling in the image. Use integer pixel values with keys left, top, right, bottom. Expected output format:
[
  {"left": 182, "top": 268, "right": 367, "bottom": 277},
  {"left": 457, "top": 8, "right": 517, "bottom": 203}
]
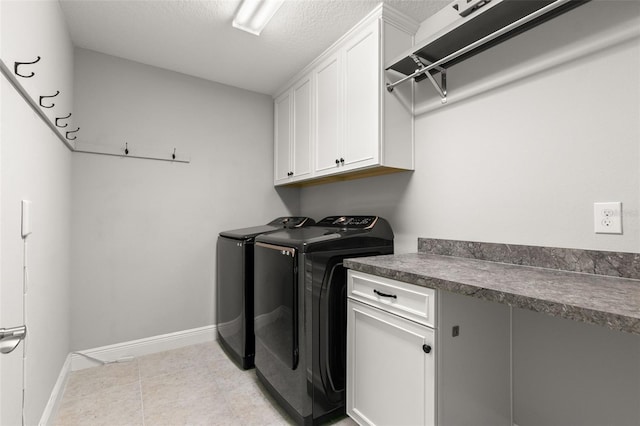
[{"left": 59, "top": 0, "right": 449, "bottom": 95}]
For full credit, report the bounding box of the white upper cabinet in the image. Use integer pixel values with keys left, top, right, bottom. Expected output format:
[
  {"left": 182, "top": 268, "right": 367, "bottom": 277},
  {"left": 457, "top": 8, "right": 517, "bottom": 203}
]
[
  {"left": 273, "top": 4, "right": 418, "bottom": 186},
  {"left": 274, "top": 76, "right": 313, "bottom": 185}
]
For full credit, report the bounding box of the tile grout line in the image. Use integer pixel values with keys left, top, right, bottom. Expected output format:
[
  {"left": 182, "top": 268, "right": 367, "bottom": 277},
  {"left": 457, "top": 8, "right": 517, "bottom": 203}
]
[{"left": 138, "top": 359, "right": 146, "bottom": 426}]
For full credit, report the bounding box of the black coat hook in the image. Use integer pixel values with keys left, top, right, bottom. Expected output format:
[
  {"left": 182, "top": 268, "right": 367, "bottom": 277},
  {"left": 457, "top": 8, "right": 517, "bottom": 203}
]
[
  {"left": 125, "top": 143, "right": 129, "bottom": 155},
  {"left": 39, "top": 90, "right": 60, "bottom": 108},
  {"left": 55, "top": 113, "right": 72, "bottom": 128},
  {"left": 65, "top": 127, "right": 80, "bottom": 141},
  {"left": 14, "top": 56, "right": 41, "bottom": 78},
  {"left": 172, "top": 148, "right": 176, "bottom": 160}
]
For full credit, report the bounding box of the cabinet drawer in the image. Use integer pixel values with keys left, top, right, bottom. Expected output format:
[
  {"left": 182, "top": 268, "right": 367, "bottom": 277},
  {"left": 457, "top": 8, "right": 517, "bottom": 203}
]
[{"left": 347, "top": 270, "right": 436, "bottom": 327}]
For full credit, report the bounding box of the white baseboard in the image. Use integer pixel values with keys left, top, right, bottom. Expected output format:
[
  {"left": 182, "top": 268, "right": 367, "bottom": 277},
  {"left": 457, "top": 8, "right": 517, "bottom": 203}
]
[
  {"left": 39, "top": 353, "right": 72, "bottom": 426},
  {"left": 71, "top": 324, "right": 217, "bottom": 371}
]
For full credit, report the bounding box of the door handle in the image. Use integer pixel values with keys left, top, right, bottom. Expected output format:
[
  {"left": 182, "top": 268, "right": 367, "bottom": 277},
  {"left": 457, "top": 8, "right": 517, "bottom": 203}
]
[
  {"left": 373, "top": 289, "right": 397, "bottom": 299},
  {"left": 0, "top": 325, "right": 27, "bottom": 354}
]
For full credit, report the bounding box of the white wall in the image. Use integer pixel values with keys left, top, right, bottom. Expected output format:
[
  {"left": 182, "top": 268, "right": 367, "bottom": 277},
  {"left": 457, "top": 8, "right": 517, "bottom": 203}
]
[
  {"left": 300, "top": 2, "right": 640, "bottom": 425},
  {"left": 70, "top": 49, "right": 299, "bottom": 350},
  {"left": 1, "top": 82, "right": 73, "bottom": 426},
  {"left": 0, "top": 0, "right": 74, "bottom": 423}
]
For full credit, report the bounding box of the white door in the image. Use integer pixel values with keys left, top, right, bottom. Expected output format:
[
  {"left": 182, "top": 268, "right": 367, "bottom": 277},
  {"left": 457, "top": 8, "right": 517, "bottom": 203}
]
[
  {"left": 314, "top": 54, "right": 341, "bottom": 175},
  {"left": 0, "top": 79, "right": 27, "bottom": 426},
  {"left": 347, "top": 299, "right": 435, "bottom": 426},
  {"left": 274, "top": 91, "right": 292, "bottom": 183},
  {"left": 343, "top": 20, "right": 379, "bottom": 170},
  {"left": 292, "top": 76, "right": 312, "bottom": 179}
]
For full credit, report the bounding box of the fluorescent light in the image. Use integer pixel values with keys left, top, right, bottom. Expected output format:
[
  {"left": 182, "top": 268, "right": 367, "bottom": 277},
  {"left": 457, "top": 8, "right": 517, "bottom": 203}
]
[{"left": 233, "top": 0, "right": 285, "bottom": 36}]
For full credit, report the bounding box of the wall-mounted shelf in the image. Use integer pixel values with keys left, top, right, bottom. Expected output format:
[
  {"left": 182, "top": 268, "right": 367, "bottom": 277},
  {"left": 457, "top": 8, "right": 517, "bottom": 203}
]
[{"left": 385, "top": 0, "right": 589, "bottom": 102}]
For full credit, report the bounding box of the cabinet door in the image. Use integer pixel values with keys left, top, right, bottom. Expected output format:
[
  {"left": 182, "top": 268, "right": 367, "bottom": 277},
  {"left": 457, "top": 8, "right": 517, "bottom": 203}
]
[
  {"left": 292, "top": 77, "right": 312, "bottom": 179},
  {"left": 274, "top": 91, "right": 292, "bottom": 184},
  {"left": 347, "top": 299, "right": 435, "bottom": 426},
  {"left": 314, "top": 55, "right": 341, "bottom": 175},
  {"left": 342, "top": 20, "right": 380, "bottom": 171}
]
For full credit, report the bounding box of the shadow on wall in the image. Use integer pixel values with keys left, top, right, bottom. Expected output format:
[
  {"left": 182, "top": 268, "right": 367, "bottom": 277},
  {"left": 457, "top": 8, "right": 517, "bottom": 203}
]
[
  {"left": 274, "top": 185, "right": 302, "bottom": 215},
  {"left": 298, "top": 171, "right": 414, "bottom": 223}
]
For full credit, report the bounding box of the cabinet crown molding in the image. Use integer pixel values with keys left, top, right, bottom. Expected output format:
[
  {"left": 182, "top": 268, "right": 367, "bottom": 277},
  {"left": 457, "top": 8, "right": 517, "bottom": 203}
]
[{"left": 273, "top": 3, "right": 418, "bottom": 99}]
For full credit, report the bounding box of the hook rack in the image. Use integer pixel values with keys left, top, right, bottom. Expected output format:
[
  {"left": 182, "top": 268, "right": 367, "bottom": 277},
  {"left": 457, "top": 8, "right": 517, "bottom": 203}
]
[
  {"left": 14, "top": 56, "right": 41, "bottom": 78},
  {"left": 74, "top": 141, "right": 190, "bottom": 163},
  {"left": 39, "top": 90, "right": 60, "bottom": 108},
  {"left": 1, "top": 58, "right": 73, "bottom": 150},
  {"left": 55, "top": 113, "right": 72, "bottom": 128},
  {"left": 66, "top": 127, "right": 80, "bottom": 141},
  {"left": 2, "top": 57, "right": 190, "bottom": 164}
]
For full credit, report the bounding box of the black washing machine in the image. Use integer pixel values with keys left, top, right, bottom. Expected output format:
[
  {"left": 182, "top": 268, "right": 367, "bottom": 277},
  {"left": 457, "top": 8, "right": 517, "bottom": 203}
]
[
  {"left": 253, "top": 216, "right": 394, "bottom": 425},
  {"left": 216, "top": 216, "right": 314, "bottom": 370}
]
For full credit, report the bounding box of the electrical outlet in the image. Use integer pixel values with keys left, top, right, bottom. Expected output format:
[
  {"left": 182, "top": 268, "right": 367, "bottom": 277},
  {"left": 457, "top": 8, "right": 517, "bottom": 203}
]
[{"left": 594, "top": 202, "right": 622, "bottom": 234}]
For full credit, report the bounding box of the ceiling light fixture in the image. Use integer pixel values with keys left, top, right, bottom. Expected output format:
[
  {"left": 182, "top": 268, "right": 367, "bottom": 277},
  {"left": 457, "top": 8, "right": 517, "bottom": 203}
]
[{"left": 232, "top": 0, "right": 285, "bottom": 36}]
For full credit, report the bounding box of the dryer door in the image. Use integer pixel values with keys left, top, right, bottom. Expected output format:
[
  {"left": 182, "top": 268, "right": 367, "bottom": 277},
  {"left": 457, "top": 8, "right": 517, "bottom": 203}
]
[{"left": 254, "top": 242, "right": 299, "bottom": 370}]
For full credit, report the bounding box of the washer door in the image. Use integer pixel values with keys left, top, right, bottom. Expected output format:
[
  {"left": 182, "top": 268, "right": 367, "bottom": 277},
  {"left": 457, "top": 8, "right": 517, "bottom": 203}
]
[{"left": 254, "top": 242, "right": 299, "bottom": 370}]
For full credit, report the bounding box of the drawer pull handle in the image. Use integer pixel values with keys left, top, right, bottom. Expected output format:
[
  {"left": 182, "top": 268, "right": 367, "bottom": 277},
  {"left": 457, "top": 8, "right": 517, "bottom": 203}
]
[{"left": 373, "top": 289, "right": 397, "bottom": 299}]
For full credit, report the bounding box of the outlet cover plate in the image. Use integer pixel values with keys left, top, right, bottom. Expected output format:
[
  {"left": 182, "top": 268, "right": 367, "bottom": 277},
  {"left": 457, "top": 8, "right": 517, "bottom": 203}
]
[{"left": 594, "top": 202, "right": 622, "bottom": 234}]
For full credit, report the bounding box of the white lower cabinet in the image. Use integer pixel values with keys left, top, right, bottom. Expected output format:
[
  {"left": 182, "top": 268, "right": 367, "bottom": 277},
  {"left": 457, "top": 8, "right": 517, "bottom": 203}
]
[
  {"left": 347, "top": 271, "right": 511, "bottom": 426},
  {"left": 347, "top": 299, "right": 435, "bottom": 426}
]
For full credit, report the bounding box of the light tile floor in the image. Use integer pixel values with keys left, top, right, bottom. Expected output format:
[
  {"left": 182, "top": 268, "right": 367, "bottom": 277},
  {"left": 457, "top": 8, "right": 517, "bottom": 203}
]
[{"left": 53, "top": 341, "right": 357, "bottom": 426}]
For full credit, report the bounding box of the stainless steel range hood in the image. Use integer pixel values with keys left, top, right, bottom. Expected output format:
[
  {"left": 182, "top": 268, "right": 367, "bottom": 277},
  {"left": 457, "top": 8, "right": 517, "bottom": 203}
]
[{"left": 386, "top": 0, "right": 589, "bottom": 100}]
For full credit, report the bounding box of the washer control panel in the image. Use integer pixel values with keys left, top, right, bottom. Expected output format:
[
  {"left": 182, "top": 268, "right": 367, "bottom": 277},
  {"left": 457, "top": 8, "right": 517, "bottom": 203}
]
[{"left": 316, "top": 216, "right": 378, "bottom": 229}]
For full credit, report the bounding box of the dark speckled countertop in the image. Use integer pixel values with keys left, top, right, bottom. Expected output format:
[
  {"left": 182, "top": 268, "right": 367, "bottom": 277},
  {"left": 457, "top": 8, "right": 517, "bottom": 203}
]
[{"left": 344, "top": 239, "right": 640, "bottom": 335}]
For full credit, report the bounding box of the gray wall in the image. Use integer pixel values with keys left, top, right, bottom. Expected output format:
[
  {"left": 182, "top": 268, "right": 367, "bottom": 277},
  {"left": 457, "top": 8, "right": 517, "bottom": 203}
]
[
  {"left": 1, "top": 1, "right": 74, "bottom": 423},
  {"left": 70, "top": 49, "right": 299, "bottom": 350},
  {"left": 300, "top": 2, "right": 640, "bottom": 425},
  {"left": 303, "top": 1, "right": 640, "bottom": 255}
]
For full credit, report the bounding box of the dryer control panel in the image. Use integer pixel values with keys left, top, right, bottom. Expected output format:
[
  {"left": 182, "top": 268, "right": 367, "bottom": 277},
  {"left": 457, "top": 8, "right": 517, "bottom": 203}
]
[{"left": 269, "top": 217, "right": 313, "bottom": 228}]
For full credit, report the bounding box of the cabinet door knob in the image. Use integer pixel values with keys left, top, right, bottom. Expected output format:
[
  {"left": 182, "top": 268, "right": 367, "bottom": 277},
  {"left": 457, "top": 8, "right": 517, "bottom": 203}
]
[
  {"left": 335, "top": 159, "right": 340, "bottom": 165},
  {"left": 340, "top": 157, "right": 345, "bottom": 164},
  {"left": 422, "top": 344, "right": 432, "bottom": 354}
]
